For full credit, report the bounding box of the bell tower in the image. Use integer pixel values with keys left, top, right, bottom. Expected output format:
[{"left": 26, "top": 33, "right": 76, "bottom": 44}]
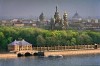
[
  {"left": 54, "top": 5, "right": 60, "bottom": 23},
  {"left": 63, "top": 11, "right": 68, "bottom": 29}
]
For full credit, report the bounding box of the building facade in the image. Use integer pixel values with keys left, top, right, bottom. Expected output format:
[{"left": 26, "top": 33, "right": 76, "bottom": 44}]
[{"left": 8, "top": 39, "right": 32, "bottom": 52}]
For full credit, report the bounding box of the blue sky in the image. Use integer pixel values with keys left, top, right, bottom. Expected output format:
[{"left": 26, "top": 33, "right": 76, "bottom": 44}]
[{"left": 0, "top": 0, "right": 100, "bottom": 19}]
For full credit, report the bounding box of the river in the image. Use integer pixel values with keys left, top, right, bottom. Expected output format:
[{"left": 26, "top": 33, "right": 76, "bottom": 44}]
[{"left": 0, "top": 55, "right": 100, "bottom": 66}]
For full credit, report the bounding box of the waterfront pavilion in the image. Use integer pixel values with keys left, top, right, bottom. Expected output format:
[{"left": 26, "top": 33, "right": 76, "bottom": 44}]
[{"left": 8, "top": 39, "right": 32, "bottom": 52}]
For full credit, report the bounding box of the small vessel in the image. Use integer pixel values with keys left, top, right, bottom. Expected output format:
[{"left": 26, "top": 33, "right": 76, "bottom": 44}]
[
  {"left": 55, "top": 55, "right": 63, "bottom": 58},
  {"left": 48, "top": 55, "right": 63, "bottom": 58},
  {"left": 48, "top": 55, "right": 56, "bottom": 58}
]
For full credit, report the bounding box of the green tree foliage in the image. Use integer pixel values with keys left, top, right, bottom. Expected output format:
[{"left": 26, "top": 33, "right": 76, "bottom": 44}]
[
  {"left": 0, "top": 26, "right": 99, "bottom": 51},
  {"left": 36, "top": 35, "right": 46, "bottom": 46},
  {"left": 71, "top": 38, "right": 76, "bottom": 45}
]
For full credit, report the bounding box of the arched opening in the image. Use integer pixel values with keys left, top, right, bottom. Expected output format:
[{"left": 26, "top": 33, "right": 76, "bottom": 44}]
[
  {"left": 17, "top": 53, "right": 23, "bottom": 57},
  {"left": 25, "top": 52, "right": 32, "bottom": 56},
  {"left": 94, "top": 44, "right": 98, "bottom": 49},
  {"left": 33, "top": 52, "right": 38, "bottom": 56}
]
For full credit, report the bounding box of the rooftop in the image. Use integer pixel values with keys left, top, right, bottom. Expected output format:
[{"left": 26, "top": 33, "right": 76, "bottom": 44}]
[
  {"left": 9, "top": 39, "right": 32, "bottom": 45},
  {"left": 72, "top": 12, "right": 82, "bottom": 19}
]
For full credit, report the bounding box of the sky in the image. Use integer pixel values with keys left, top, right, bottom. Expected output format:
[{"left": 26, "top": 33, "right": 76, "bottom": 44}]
[{"left": 0, "top": 0, "right": 100, "bottom": 19}]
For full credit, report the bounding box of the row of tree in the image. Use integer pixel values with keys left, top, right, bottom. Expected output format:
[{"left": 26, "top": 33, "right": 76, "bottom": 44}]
[{"left": 0, "top": 26, "right": 100, "bottom": 51}]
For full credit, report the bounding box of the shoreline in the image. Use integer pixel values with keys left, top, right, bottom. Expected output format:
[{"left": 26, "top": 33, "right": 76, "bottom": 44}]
[
  {"left": 0, "top": 53, "right": 17, "bottom": 59},
  {"left": 0, "top": 49, "right": 100, "bottom": 58},
  {"left": 44, "top": 49, "right": 100, "bottom": 57}
]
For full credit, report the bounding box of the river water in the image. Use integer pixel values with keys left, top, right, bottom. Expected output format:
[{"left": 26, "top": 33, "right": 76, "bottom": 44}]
[{"left": 0, "top": 55, "right": 100, "bottom": 66}]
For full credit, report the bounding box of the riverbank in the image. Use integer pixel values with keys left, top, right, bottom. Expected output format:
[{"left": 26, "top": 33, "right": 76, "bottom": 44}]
[
  {"left": 1, "top": 49, "right": 100, "bottom": 58},
  {"left": 0, "top": 53, "right": 17, "bottom": 59},
  {"left": 44, "top": 49, "right": 100, "bottom": 57}
]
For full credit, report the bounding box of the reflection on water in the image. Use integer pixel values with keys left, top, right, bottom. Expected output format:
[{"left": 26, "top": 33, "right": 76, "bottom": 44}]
[{"left": 0, "top": 55, "right": 100, "bottom": 66}]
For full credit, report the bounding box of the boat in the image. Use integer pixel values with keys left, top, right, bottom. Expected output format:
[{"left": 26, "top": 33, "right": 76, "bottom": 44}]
[
  {"left": 48, "top": 55, "right": 63, "bottom": 58},
  {"left": 48, "top": 55, "right": 56, "bottom": 58},
  {"left": 55, "top": 55, "right": 63, "bottom": 58}
]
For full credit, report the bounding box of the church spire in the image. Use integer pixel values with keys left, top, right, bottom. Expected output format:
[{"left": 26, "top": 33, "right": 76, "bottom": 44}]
[
  {"left": 56, "top": 5, "right": 58, "bottom": 12},
  {"left": 39, "top": 12, "right": 45, "bottom": 22}
]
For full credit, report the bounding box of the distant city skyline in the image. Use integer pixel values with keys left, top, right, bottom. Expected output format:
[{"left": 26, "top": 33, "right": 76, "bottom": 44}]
[{"left": 0, "top": 0, "right": 100, "bottom": 19}]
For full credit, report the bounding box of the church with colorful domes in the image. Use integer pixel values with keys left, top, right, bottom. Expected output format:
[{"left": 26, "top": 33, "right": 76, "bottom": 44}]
[{"left": 50, "top": 6, "right": 68, "bottom": 30}]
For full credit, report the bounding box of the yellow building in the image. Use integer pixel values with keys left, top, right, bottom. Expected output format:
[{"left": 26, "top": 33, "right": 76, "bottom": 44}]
[
  {"left": 14, "top": 23, "right": 24, "bottom": 27},
  {"left": 8, "top": 39, "right": 32, "bottom": 52}
]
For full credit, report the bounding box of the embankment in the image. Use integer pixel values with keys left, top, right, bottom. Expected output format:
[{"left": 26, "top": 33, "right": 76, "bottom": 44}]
[
  {"left": 1, "top": 49, "right": 100, "bottom": 58},
  {"left": 44, "top": 49, "right": 100, "bottom": 57},
  {"left": 0, "top": 53, "right": 17, "bottom": 58}
]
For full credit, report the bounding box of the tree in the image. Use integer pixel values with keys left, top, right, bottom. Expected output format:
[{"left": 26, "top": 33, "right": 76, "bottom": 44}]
[
  {"left": 36, "top": 35, "right": 46, "bottom": 47},
  {"left": 0, "top": 26, "right": 99, "bottom": 51},
  {"left": 77, "top": 32, "right": 92, "bottom": 45},
  {"left": 66, "top": 40, "right": 71, "bottom": 46},
  {"left": 71, "top": 38, "right": 76, "bottom": 45}
]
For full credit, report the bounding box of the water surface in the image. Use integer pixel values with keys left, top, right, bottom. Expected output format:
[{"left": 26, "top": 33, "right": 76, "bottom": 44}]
[{"left": 0, "top": 55, "right": 100, "bottom": 66}]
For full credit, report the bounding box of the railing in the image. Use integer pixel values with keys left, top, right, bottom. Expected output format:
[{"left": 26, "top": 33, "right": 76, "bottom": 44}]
[{"left": 33, "top": 44, "right": 100, "bottom": 51}]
